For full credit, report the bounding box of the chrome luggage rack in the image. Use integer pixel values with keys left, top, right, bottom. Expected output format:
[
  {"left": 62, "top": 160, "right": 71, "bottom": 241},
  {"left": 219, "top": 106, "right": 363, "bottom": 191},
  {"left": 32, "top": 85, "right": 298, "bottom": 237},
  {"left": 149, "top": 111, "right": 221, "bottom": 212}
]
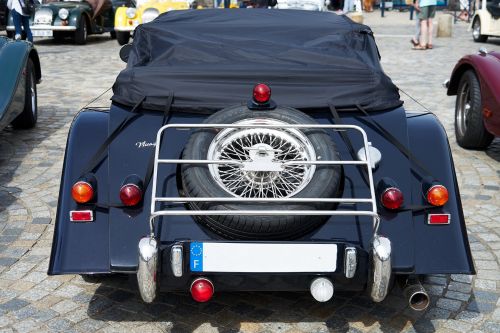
[
  {"left": 137, "top": 123, "right": 392, "bottom": 304},
  {"left": 148, "top": 123, "right": 380, "bottom": 236}
]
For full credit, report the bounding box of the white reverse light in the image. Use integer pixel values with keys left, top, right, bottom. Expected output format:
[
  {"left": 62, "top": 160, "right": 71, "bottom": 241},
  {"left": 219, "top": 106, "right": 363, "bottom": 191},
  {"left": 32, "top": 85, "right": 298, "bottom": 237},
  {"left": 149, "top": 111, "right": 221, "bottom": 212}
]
[{"left": 310, "top": 277, "right": 334, "bottom": 302}]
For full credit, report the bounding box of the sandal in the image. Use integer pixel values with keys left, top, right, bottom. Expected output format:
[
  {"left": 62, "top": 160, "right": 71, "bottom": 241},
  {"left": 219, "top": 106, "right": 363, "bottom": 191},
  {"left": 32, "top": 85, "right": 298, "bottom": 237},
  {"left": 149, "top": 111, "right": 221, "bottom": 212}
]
[
  {"left": 412, "top": 44, "right": 426, "bottom": 50},
  {"left": 427, "top": 44, "right": 433, "bottom": 49},
  {"left": 410, "top": 38, "right": 419, "bottom": 46}
]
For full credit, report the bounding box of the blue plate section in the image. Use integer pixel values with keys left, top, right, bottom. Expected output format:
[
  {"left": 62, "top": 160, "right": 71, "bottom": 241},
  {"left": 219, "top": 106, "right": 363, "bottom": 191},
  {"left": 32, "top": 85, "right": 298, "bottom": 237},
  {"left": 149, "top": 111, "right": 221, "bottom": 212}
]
[{"left": 190, "top": 242, "right": 203, "bottom": 272}]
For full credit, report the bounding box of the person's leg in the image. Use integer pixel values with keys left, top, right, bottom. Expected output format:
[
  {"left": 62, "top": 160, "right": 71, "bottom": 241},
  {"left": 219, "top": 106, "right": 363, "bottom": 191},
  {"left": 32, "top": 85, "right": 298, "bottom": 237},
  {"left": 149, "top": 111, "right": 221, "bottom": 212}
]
[
  {"left": 427, "top": 18, "right": 433, "bottom": 46},
  {"left": 21, "top": 15, "right": 32, "bottom": 42},
  {"left": 224, "top": 0, "right": 230, "bottom": 8},
  {"left": 419, "top": 19, "right": 428, "bottom": 46},
  {"left": 415, "top": 18, "right": 421, "bottom": 41},
  {"left": 11, "top": 10, "right": 23, "bottom": 39}
]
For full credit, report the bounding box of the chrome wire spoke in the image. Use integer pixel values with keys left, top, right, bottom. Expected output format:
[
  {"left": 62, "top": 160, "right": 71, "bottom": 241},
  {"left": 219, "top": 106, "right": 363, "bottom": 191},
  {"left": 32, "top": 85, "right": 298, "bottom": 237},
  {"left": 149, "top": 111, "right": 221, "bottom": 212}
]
[{"left": 207, "top": 119, "right": 317, "bottom": 198}]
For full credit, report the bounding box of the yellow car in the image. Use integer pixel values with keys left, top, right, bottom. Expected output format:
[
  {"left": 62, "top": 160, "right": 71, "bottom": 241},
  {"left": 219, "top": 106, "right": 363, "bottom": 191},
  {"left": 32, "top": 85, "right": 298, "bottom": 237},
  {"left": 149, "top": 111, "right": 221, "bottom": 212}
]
[{"left": 114, "top": 0, "right": 191, "bottom": 45}]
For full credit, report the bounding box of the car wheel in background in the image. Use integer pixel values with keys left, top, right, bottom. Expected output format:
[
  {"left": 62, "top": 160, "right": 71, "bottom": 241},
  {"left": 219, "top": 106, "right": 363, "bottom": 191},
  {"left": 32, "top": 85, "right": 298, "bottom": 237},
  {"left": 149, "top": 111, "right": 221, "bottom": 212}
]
[
  {"left": 12, "top": 59, "right": 37, "bottom": 129},
  {"left": 110, "top": 31, "right": 116, "bottom": 39},
  {"left": 472, "top": 17, "right": 488, "bottom": 43},
  {"left": 455, "top": 70, "right": 493, "bottom": 149},
  {"left": 116, "top": 31, "right": 130, "bottom": 45},
  {"left": 53, "top": 31, "right": 65, "bottom": 43},
  {"left": 74, "top": 17, "right": 88, "bottom": 45},
  {"left": 6, "top": 30, "right": 14, "bottom": 39}
]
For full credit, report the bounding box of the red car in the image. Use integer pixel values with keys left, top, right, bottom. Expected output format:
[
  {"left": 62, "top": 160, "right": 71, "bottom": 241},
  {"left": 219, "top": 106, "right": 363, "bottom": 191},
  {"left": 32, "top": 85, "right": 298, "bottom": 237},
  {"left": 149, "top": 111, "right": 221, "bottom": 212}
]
[{"left": 446, "top": 48, "right": 500, "bottom": 149}]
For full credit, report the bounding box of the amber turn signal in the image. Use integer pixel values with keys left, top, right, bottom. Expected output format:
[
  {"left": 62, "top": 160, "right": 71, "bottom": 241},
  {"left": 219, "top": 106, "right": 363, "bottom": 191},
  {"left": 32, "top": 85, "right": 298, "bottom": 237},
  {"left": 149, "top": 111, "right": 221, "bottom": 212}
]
[
  {"left": 426, "top": 185, "right": 449, "bottom": 206},
  {"left": 71, "top": 181, "right": 94, "bottom": 204}
]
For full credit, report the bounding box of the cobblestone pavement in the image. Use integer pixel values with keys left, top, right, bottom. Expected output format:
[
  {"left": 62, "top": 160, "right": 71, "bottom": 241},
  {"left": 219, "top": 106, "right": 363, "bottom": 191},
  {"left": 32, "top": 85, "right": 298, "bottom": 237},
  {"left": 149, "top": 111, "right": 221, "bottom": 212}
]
[{"left": 0, "top": 10, "right": 499, "bottom": 333}]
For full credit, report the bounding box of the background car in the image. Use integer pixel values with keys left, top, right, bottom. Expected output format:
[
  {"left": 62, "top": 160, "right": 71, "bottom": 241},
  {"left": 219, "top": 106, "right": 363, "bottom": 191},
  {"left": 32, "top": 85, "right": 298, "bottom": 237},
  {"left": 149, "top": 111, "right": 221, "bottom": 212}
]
[
  {"left": 275, "top": 0, "right": 328, "bottom": 10},
  {"left": 446, "top": 48, "right": 500, "bottom": 149},
  {"left": 0, "top": 0, "right": 8, "bottom": 31},
  {"left": 114, "top": 0, "right": 191, "bottom": 45},
  {"left": 6, "top": 0, "right": 127, "bottom": 44},
  {"left": 471, "top": 0, "right": 500, "bottom": 42},
  {"left": 0, "top": 37, "right": 42, "bottom": 130}
]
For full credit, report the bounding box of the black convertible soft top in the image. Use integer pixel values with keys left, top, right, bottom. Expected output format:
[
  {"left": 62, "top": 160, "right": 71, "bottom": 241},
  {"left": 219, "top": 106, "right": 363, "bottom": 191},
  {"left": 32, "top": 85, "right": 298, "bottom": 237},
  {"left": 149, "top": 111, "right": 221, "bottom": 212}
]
[{"left": 112, "top": 9, "right": 402, "bottom": 112}]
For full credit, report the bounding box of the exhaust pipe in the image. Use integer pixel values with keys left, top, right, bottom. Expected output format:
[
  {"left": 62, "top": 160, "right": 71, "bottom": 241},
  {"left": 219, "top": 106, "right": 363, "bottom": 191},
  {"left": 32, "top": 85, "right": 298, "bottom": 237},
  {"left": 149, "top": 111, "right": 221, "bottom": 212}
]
[{"left": 402, "top": 276, "right": 430, "bottom": 311}]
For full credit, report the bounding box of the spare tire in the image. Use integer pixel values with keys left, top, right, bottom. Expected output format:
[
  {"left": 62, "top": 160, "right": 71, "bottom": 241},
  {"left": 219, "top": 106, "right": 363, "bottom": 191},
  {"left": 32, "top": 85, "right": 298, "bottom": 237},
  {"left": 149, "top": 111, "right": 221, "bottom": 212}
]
[{"left": 181, "top": 106, "right": 342, "bottom": 240}]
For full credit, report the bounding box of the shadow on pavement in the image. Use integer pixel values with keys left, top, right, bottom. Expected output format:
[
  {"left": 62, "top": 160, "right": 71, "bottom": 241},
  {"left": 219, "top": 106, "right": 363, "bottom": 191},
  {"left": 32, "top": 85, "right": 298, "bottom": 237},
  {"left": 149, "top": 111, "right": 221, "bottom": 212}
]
[
  {"left": 485, "top": 139, "right": 500, "bottom": 162},
  {"left": 86, "top": 275, "right": 432, "bottom": 332}
]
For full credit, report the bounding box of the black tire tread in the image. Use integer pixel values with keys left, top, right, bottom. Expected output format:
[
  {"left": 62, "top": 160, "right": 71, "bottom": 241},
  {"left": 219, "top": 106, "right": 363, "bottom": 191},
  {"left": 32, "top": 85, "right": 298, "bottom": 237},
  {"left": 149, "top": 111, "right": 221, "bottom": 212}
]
[
  {"left": 454, "top": 70, "right": 493, "bottom": 149},
  {"left": 11, "top": 59, "right": 37, "bottom": 129}
]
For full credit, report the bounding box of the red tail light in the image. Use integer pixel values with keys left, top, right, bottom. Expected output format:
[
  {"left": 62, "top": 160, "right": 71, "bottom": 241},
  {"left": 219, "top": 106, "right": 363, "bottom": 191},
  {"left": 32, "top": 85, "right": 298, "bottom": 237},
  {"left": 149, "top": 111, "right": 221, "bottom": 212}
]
[
  {"left": 253, "top": 83, "right": 271, "bottom": 104},
  {"left": 190, "top": 278, "right": 214, "bottom": 302},
  {"left": 381, "top": 187, "right": 404, "bottom": 210},
  {"left": 119, "top": 184, "right": 143, "bottom": 207},
  {"left": 426, "top": 185, "right": 448, "bottom": 206},
  {"left": 72, "top": 181, "right": 94, "bottom": 204}
]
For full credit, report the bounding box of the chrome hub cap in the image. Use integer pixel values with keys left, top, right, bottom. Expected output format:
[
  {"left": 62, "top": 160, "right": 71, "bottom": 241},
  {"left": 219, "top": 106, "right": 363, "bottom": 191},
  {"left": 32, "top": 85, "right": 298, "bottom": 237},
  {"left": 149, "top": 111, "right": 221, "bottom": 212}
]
[
  {"left": 207, "top": 119, "right": 316, "bottom": 198},
  {"left": 457, "top": 82, "right": 470, "bottom": 137},
  {"left": 473, "top": 21, "right": 480, "bottom": 39}
]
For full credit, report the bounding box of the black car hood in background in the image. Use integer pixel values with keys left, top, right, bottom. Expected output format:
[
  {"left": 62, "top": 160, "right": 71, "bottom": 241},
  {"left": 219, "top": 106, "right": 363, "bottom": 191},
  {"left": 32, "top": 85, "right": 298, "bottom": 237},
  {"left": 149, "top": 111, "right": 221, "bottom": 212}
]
[{"left": 112, "top": 9, "right": 403, "bottom": 112}]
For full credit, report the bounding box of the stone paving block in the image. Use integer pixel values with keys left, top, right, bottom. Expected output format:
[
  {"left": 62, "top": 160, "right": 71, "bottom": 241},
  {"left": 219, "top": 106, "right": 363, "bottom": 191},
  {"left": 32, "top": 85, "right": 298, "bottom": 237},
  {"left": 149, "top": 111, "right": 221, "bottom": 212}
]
[
  {"left": 481, "top": 321, "right": 500, "bottom": 333},
  {"left": 50, "top": 299, "right": 80, "bottom": 314},
  {"left": 475, "top": 280, "right": 498, "bottom": 291},
  {"left": 0, "top": 298, "right": 29, "bottom": 312},
  {"left": 468, "top": 301, "right": 497, "bottom": 314},
  {"left": 12, "top": 318, "right": 40, "bottom": 332},
  {"left": 436, "top": 298, "right": 463, "bottom": 312},
  {"left": 451, "top": 274, "right": 473, "bottom": 284},
  {"left": 445, "top": 291, "right": 471, "bottom": 302},
  {"left": 448, "top": 282, "right": 473, "bottom": 293}
]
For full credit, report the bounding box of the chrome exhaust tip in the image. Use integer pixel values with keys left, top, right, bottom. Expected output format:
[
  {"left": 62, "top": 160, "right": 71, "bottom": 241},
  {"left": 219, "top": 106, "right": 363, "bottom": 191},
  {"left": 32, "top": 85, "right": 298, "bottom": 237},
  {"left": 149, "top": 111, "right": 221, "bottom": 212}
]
[
  {"left": 404, "top": 280, "right": 430, "bottom": 311},
  {"left": 137, "top": 236, "right": 158, "bottom": 303}
]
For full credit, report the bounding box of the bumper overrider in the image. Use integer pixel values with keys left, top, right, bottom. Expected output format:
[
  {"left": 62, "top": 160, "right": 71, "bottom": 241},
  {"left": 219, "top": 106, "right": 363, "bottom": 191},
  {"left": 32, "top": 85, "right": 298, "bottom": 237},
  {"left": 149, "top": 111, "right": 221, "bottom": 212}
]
[{"left": 137, "top": 221, "right": 393, "bottom": 304}]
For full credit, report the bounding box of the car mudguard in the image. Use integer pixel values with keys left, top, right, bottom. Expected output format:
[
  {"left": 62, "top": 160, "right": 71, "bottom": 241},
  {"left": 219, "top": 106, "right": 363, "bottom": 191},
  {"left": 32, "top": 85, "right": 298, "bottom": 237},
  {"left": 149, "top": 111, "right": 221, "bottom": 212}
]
[
  {"left": 406, "top": 112, "right": 475, "bottom": 274},
  {"left": 48, "top": 109, "right": 111, "bottom": 275},
  {"left": 0, "top": 38, "right": 41, "bottom": 130},
  {"left": 447, "top": 53, "right": 500, "bottom": 137}
]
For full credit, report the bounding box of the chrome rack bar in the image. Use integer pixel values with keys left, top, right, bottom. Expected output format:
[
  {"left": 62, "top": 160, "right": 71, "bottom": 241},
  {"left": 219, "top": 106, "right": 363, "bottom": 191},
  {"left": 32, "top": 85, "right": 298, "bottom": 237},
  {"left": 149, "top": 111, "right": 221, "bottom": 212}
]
[{"left": 149, "top": 123, "right": 379, "bottom": 235}]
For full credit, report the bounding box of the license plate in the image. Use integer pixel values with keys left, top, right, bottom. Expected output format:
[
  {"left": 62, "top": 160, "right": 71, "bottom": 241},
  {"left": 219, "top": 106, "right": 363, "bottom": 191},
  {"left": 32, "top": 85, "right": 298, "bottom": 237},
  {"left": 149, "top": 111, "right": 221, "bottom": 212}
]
[
  {"left": 32, "top": 30, "right": 53, "bottom": 37},
  {"left": 190, "top": 242, "right": 337, "bottom": 273}
]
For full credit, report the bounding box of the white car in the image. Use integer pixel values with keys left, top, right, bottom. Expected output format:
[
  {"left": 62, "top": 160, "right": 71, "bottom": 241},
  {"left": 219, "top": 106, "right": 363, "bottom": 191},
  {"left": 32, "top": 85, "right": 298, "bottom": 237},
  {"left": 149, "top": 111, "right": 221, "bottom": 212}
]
[
  {"left": 471, "top": 0, "right": 500, "bottom": 42},
  {"left": 276, "top": 0, "right": 328, "bottom": 11}
]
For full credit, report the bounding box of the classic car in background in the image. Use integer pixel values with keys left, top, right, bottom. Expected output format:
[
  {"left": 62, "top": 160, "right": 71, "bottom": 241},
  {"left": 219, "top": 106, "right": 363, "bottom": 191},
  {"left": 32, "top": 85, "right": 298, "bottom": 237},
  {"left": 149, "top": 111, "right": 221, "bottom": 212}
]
[
  {"left": 446, "top": 48, "right": 500, "bottom": 149},
  {"left": 275, "top": 0, "right": 328, "bottom": 10},
  {"left": 49, "top": 10, "right": 474, "bottom": 310},
  {"left": 471, "top": 0, "right": 500, "bottom": 42},
  {"left": 114, "top": 0, "right": 190, "bottom": 45},
  {"left": 6, "top": 0, "right": 127, "bottom": 44},
  {"left": 0, "top": 0, "right": 8, "bottom": 30},
  {"left": 0, "top": 37, "right": 42, "bottom": 130}
]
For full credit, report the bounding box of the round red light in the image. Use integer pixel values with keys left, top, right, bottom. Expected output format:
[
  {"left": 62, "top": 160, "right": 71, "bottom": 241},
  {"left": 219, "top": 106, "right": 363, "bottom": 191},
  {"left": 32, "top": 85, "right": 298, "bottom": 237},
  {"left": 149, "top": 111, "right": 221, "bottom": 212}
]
[
  {"left": 119, "top": 184, "right": 143, "bottom": 206},
  {"left": 253, "top": 83, "right": 271, "bottom": 104},
  {"left": 381, "top": 188, "right": 404, "bottom": 210},
  {"left": 190, "top": 278, "right": 214, "bottom": 302},
  {"left": 427, "top": 185, "right": 448, "bottom": 206},
  {"left": 72, "top": 181, "right": 94, "bottom": 204}
]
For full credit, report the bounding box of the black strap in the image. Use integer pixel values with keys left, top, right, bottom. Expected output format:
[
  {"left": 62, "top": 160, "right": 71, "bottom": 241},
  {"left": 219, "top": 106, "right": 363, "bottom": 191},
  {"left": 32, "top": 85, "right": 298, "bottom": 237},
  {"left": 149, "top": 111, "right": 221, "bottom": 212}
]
[
  {"left": 355, "top": 104, "right": 434, "bottom": 180},
  {"left": 80, "top": 97, "right": 145, "bottom": 176},
  {"left": 328, "top": 103, "right": 370, "bottom": 186}
]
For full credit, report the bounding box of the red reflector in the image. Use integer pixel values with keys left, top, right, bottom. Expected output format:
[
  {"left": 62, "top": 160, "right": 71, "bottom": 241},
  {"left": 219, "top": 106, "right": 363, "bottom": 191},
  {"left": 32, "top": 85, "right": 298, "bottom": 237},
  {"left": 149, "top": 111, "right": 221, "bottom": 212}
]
[
  {"left": 70, "top": 210, "right": 94, "bottom": 222},
  {"left": 190, "top": 278, "right": 214, "bottom": 302},
  {"left": 253, "top": 83, "right": 271, "bottom": 104},
  {"left": 119, "top": 184, "right": 143, "bottom": 207},
  {"left": 428, "top": 214, "right": 450, "bottom": 225},
  {"left": 381, "top": 187, "right": 404, "bottom": 210}
]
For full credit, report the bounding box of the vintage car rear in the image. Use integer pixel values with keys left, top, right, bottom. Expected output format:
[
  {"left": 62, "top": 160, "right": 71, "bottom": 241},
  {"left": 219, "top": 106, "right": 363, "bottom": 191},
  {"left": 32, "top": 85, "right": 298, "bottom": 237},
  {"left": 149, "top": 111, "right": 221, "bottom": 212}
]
[{"left": 48, "top": 9, "right": 474, "bottom": 310}]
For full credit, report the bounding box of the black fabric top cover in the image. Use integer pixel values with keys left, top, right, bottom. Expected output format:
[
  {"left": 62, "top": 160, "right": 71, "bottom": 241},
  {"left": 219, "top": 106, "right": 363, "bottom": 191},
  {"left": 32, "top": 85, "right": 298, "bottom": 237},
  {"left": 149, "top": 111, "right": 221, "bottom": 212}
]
[{"left": 112, "top": 9, "right": 402, "bottom": 112}]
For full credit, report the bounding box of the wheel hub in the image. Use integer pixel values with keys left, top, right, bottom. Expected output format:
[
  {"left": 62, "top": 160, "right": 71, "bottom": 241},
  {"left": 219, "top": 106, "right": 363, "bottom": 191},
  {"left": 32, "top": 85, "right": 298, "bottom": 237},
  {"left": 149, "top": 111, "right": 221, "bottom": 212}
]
[{"left": 207, "top": 119, "right": 316, "bottom": 198}]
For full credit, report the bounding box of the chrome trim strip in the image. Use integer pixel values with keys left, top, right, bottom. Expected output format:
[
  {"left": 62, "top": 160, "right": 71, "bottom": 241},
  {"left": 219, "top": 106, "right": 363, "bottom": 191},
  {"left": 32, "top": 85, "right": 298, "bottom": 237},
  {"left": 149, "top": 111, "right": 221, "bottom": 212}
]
[
  {"left": 370, "top": 236, "right": 392, "bottom": 302},
  {"left": 137, "top": 237, "right": 158, "bottom": 303}
]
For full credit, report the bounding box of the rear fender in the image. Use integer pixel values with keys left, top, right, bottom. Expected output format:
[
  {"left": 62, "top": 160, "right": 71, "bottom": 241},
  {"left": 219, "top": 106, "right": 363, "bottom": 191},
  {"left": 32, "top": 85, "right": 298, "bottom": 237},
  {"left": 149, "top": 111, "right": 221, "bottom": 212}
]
[
  {"left": 48, "top": 109, "right": 111, "bottom": 275},
  {"left": 406, "top": 112, "right": 475, "bottom": 274},
  {"left": 0, "top": 38, "right": 30, "bottom": 129}
]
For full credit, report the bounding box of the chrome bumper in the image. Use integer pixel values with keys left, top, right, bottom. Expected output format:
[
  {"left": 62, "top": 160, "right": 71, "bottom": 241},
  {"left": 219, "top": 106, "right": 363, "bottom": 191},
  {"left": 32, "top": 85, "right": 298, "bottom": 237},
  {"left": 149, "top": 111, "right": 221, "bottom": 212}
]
[
  {"left": 137, "top": 236, "right": 158, "bottom": 303},
  {"left": 114, "top": 26, "right": 136, "bottom": 32},
  {"left": 370, "top": 235, "right": 392, "bottom": 302},
  {"left": 7, "top": 25, "right": 77, "bottom": 31}
]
